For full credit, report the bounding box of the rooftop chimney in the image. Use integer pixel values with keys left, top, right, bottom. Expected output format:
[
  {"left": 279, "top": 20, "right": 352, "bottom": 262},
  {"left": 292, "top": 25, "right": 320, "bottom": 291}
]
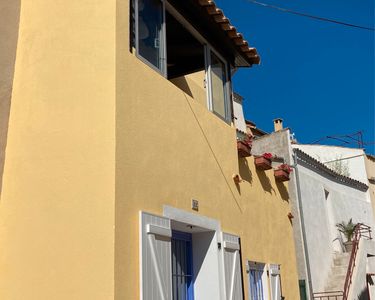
[{"left": 273, "top": 118, "right": 283, "bottom": 132}]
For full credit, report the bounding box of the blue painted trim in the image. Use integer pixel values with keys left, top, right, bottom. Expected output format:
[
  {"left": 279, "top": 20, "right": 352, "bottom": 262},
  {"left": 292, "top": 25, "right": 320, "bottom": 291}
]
[
  {"left": 186, "top": 238, "right": 194, "bottom": 300},
  {"left": 172, "top": 230, "right": 192, "bottom": 241},
  {"left": 172, "top": 230, "right": 194, "bottom": 300}
]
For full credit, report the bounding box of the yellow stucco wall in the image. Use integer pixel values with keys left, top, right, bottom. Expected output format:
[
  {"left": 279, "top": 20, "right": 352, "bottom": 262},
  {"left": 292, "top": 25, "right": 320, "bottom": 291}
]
[
  {"left": 0, "top": 0, "right": 299, "bottom": 299},
  {"left": 0, "top": 0, "right": 20, "bottom": 198},
  {"left": 116, "top": 1, "right": 299, "bottom": 299},
  {"left": 0, "top": 1, "right": 116, "bottom": 299}
]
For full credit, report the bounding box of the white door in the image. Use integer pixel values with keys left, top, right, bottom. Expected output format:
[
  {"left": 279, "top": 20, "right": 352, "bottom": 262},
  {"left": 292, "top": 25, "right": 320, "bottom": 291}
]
[
  {"left": 140, "top": 211, "right": 173, "bottom": 300},
  {"left": 222, "top": 232, "right": 244, "bottom": 300}
]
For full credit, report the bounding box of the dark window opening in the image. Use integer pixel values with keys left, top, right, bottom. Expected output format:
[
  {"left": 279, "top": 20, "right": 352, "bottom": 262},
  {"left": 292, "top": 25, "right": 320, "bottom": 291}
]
[{"left": 166, "top": 11, "right": 205, "bottom": 79}]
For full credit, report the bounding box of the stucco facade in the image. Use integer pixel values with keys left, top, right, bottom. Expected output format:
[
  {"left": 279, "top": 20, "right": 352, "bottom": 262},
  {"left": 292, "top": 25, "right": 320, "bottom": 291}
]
[
  {"left": 117, "top": 1, "right": 300, "bottom": 299},
  {"left": 0, "top": 0, "right": 301, "bottom": 299},
  {"left": 0, "top": 0, "right": 116, "bottom": 299},
  {"left": 293, "top": 150, "right": 372, "bottom": 293},
  {"left": 0, "top": 0, "right": 20, "bottom": 198},
  {"left": 252, "top": 130, "right": 313, "bottom": 297}
]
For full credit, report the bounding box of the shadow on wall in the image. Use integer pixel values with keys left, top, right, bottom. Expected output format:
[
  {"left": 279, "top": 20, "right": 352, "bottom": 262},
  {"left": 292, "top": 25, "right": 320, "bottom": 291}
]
[
  {"left": 237, "top": 158, "right": 253, "bottom": 195},
  {"left": 276, "top": 181, "right": 289, "bottom": 202},
  {"left": 0, "top": 0, "right": 21, "bottom": 199},
  {"left": 192, "top": 231, "right": 215, "bottom": 277},
  {"left": 170, "top": 76, "right": 193, "bottom": 98},
  {"left": 256, "top": 169, "right": 275, "bottom": 195},
  {"left": 358, "top": 287, "right": 370, "bottom": 300},
  {"left": 238, "top": 158, "right": 252, "bottom": 184}
]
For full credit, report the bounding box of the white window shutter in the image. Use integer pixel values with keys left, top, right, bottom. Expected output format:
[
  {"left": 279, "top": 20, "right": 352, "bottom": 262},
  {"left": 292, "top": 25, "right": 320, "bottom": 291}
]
[
  {"left": 268, "top": 264, "right": 281, "bottom": 300},
  {"left": 140, "top": 211, "right": 172, "bottom": 300},
  {"left": 222, "top": 232, "right": 244, "bottom": 300}
]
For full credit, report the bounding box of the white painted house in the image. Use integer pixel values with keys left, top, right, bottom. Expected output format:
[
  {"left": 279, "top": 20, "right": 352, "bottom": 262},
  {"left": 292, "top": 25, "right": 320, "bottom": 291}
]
[
  {"left": 251, "top": 121, "right": 375, "bottom": 299},
  {"left": 293, "top": 148, "right": 373, "bottom": 296},
  {"left": 294, "top": 144, "right": 369, "bottom": 186}
]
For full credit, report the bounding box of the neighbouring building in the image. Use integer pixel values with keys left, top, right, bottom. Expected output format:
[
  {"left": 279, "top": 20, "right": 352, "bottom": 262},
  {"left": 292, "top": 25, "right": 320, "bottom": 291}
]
[
  {"left": 0, "top": 1, "right": 301, "bottom": 300},
  {"left": 365, "top": 154, "right": 375, "bottom": 221},
  {"left": 252, "top": 120, "right": 375, "bottom": 300},
  {"left": 365, "top": 154, "right": 375, "bottom": 298}
]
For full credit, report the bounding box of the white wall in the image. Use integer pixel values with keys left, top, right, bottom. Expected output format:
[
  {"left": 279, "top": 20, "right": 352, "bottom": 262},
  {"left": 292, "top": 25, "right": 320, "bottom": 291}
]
[
  {"left": 294, "top": 145, "right": 368, "bottom": 184},
  {"left": 232, "top": 95, "right": 247, "bottom": 134},
  {"left": 192, "top": 231, "right": 222, "bottom": 299},
  {"left": 297, "top": 163, "right": 374, "bottom": 292},
  {"left": 349, "top": 239, "right": 374, "bottom": 300}
]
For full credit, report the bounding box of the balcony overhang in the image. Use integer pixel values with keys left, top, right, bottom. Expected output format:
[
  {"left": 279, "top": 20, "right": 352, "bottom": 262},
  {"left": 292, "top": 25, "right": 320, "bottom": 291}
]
[{"left": 167, "top": 0, "right": 260, "bottom": 67}]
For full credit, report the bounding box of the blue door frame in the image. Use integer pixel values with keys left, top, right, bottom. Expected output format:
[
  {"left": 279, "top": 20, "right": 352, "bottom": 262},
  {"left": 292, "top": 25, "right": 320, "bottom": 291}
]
[{"left": 171, "top": 230, "right": 194, "bottom": 300}]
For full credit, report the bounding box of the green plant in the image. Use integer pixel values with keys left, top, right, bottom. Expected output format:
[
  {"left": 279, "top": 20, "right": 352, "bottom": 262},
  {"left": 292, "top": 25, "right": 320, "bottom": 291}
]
[
  {"left": 336, "top": 218, "right": 357, "bottom": 242},
  {"left": 326, "top": 155, "right": 350, "bottom": 177}
]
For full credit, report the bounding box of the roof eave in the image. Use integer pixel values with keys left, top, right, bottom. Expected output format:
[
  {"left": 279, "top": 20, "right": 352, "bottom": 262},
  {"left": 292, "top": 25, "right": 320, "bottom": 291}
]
[{"left": 197, "top": 0, "right": 260, "bottom": 67}]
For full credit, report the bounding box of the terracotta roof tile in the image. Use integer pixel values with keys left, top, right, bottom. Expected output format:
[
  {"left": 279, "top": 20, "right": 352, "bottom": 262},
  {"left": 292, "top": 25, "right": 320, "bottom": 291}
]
[{"left": 197, "top": 0, "right": 260, "bottom": 66}]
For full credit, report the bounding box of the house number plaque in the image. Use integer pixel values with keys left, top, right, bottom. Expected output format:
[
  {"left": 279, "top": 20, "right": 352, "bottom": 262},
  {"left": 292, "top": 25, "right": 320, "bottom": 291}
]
[{"left": 191, "top": 199, "right": 199, "bottom": 211}]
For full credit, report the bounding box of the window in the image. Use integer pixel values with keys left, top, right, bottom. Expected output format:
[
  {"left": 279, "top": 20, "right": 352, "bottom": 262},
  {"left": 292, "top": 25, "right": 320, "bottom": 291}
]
[
  {"left": 250, "top": 269, "right": 264, "bottom": 300},
  {"left": 248, "top": 262, "right": 267, "bottom": 300},
  {"left": 135, "top": 0, "right": 166, "bottom": 74},
  {"left": 206, "top": 49, "right": 230, "bottom": 121},
  {"left": 248, "top": 262, "right": 283, "bottom": 300},
  {"left": 134, "top": 0, "right": 232, "bottom": 122},
  {"left": 165, "top": 10, "right": 205, "bottom": 80}
]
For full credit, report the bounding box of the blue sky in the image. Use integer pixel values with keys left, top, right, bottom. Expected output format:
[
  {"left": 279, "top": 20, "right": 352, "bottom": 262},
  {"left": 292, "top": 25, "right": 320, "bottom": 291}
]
[{"left": 215, "top": 0, "right": 375, "bottom": 154}]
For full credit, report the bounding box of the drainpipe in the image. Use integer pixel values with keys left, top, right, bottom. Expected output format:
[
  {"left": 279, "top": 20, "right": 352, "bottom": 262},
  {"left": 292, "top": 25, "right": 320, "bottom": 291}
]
[{"left": 292, "top": 150, "right": 314, "bottom": 300}]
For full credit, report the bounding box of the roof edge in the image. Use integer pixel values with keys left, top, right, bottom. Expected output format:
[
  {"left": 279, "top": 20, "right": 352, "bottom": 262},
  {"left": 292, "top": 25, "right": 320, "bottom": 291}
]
[
  {"left": 294, "top": 148, "right": 368, "bottom": 192},
  {"left": 197, "top": 0, "right": 260, "bottom": 66}
]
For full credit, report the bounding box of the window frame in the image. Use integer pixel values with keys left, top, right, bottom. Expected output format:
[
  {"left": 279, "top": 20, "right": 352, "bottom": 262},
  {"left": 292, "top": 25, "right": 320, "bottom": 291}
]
[
  {"left": 134, "top": 0, "right": 168, "bottom": 76},
  {"left": 205, "top": 46, "right": 232, "bottom": 123},
  {"left": 247, "top": 261, "right": 269, "bottom": 300},
  {"left": 134, "top": 0, "right": 233, "bottom": 123}
]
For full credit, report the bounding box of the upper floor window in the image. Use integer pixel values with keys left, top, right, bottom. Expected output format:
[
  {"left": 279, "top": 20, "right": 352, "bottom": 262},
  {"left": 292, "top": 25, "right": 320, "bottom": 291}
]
[
  {"left": 207, "top": 49, "right": 230, "bottom": 121},
  {"left": 133, "top": 0, "right": 232, "bottom": 122},
  {"left": 136, "top": 0, "right": 166, "bottom": 74}
]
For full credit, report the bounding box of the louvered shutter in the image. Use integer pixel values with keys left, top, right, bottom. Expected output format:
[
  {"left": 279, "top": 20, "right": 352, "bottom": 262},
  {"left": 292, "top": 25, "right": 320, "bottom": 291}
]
[
  {"left": 268, "top": 264, "right": 281, "bottom": 300},
  {"left": 140, "top": 212, "right": 172, "bottom": 300},
  {"left": 222, "top": 232, "right": 244, "bottom": 300}
]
